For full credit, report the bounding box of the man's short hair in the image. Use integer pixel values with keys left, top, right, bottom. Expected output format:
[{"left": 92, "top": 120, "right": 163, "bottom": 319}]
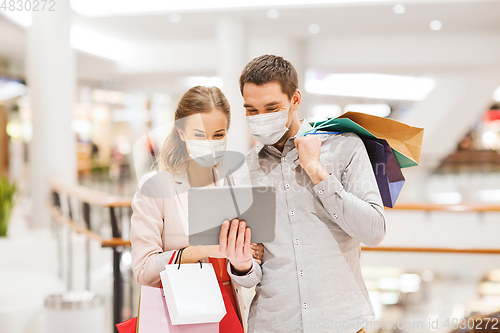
[{"left": 239, "top": 54, "right": 298, "bottom": 100}]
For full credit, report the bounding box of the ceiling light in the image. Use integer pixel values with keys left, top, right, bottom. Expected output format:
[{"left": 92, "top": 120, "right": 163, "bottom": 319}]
[
  {"left": 493, "top": 85, "right": 500, "bottom": 102},
  {"left": 478, "top": 189, "right": 500, "bottom": 202},
  {"left": 71, "top": 0, "right": 406, "bottom": 17},
  {"left": 399, "top": 274, "right": 421, "bottom": 293},
  {"left": 482, "top": 131, "right": 496, "bottom": 145},
  {"left": 169, "top": 13, "right": 182, "bottom": 23},
  {"left": 308, "top": 23, "right": 320, "bottom": 34},
  {"left": 344, "top": 104, "right": 391, "bottom": 117},
  {"left": 305, "top": 70, "right": 436, "bottom": 101},
  {"left": 378, "top": 277, "right": 399, "bottom": 290},
  {"left": 0, "top": 10, "right": 32, "bottom": 27},
  {"left": 429, "top": 20, "right": 442, "bottom": 31},
  {"left": 393, "top": 4, "right": 405, "bottom": 14},
  {"left": 0, "top": 80, "right": 27, "bottom": 101},
  {"left": 70, "top": 25, "right": 131, "bottom": 61},
  {"left": 428, "top": 192, "right": 462, "bottom": 204},
  {"left": 183, "top": 76, "right": 223, "bottom": 88},
  {"left": 6, "top": 121, "right": 22, "bottom": 142},
  {"left": 267, "top": 9, "right": 279, "bottom": 18},
  {"left": 421, "top": 270, "right": 434, "bottom": 282}
]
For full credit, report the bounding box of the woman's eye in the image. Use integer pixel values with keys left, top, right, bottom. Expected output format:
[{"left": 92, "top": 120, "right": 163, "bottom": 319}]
[
  {"left": 214, "top": 134, "right": 224, "bottom": 137},
  {"left": 195, "top": 134, "right": 205, "bottom": 138}
]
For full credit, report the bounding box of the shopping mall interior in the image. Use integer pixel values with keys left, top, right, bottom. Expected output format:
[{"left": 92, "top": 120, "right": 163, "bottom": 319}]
[{"left": 1, "top": 0, "right": 500, "bottom": 332}]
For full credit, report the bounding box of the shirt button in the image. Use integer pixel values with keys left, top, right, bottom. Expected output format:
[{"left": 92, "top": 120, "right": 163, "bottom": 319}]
[
  {"left": 333, "top": 213, "right": 338, "bottom": 219},
  {"left": 318, "top": 189, "right": 324, "bottom": 194},
  {"left": 290, "top": 211, "right": 295, "bottom": 216},
  {"left": 300, "top": 270, "right": 304, "bottom": 276},
  {"left": 285, "top": 184, "right": 290, "bottom": 189},
  {"left": 282, "top": 157, "right": 286, "bottom": 162},
  {"left": 295, "top": 239, "right": 300, "bottom": 245},
  {"left": 303, "top": 303, "right": 307, "bottom": 309}
]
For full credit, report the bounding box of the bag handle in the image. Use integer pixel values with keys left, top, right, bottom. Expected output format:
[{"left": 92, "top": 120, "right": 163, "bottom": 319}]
[{"left": 175, "top": 248, "right": 203, "bottom": 269}]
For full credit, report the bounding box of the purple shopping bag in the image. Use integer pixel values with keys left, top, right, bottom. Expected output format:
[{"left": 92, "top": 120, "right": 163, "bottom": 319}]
[
  {"left": 360, "top": 137, "right": 405, "bottom": 208},
  {"left": 138, "top": 286, "right": 219, "bottom": 333}
]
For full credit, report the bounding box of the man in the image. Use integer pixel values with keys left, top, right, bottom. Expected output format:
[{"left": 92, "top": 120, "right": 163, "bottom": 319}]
[{"left": 219, "top": 55, "right": 386, "bottom": 333}]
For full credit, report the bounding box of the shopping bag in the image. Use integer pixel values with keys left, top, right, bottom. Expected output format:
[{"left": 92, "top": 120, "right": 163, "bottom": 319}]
[
  {"left": 160, "top": 262, "right": 226, "bottom": 325},
  {"left": 115, "top": 316, "right": 137, "bottom": 333},
  {"left": 138, "top": 285, "right": 219, "bottom": 333},
  {"left": 360, "top": 137, "right": 405, "bottom": 208},
  {"left": 308, "top": 111, "right": 423, "bottom": 168}
]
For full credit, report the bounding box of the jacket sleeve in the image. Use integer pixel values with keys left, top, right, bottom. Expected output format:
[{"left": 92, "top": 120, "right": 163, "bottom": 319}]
[
  {"left": 130, "top": 174, "right": 166, "bottom": 288},
  {"left": 312, "top": 133, "right": 386, "bottom": 247},
  {"left": 227, "top": 258, "right": 262, "bottom": 288}
]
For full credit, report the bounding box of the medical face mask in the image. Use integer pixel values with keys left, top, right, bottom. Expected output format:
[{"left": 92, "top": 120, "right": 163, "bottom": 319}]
[
  {"left": 186, "top": 138, "right": 227, "bottom": 168},
  {"left": 246, "top": 100, "right": 293, "bottom": 145}
]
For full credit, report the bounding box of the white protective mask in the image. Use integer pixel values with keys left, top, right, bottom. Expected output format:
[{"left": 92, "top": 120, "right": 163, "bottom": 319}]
[
  {"left": 186, "top": 138, "right": 227, "bottom": 168},
  {"left": 246, "top": 100, "right": 293, "bottom": 145}
]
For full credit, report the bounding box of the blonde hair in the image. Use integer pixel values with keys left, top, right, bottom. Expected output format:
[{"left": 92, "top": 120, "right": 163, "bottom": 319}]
[{"left": 155, "top": 86, "right": 231, "bottom": 174}]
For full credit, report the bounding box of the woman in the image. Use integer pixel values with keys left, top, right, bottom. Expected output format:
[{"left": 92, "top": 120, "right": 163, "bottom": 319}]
[{"left": 129, "top": 86, "right": 262, "bottom": 332}]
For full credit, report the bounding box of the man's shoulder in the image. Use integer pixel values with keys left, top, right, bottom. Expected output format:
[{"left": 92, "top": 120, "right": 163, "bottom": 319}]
[
  {"left": 227, "top": 145, "right": 262, "bottom": 184},
  {"left": 246, "top": 143, "right": 264, "bottom": 159},
  {"left": 321, "top": 131, "right": 363, "bottom": 149},
  {"left": 240, "top": 143, "right": 264, "bottom": 166}
]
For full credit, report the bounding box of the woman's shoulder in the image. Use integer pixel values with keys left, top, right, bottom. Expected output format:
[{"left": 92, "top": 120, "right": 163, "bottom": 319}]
[
  {"left": 138, "top": 170, "right": 170, "bottom": 185},
  {"left": 136, "top": 170, "right": 178, "bottom": 199}
]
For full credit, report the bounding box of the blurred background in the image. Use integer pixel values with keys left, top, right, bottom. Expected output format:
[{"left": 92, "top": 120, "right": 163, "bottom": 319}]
[{"left": 1, "top": 0, "right": 500, "bottom": 332}]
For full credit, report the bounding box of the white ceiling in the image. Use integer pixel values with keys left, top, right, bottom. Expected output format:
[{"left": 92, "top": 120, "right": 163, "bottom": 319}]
[
  {"left": 71, "top": 0, "right": 500, "bottom": 41},
  {"left": 0, "top": 0, "right": 499, "bottom": 83},
  {"left": 1, "top": 0, "right": 500, "bottom": 167}
]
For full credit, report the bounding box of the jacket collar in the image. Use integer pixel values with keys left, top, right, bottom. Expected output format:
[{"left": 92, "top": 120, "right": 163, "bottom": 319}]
[{"left": 172, "top": 167, "right": 223, "bottom": 215}]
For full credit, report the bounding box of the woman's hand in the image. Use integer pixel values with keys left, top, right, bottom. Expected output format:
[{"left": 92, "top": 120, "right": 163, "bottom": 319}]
[
  {"left": 219, "top": 218, "right": 253, "bottom": 275},
  {"left": 207, "top": 239, "right": 263, "bottom": 264}
]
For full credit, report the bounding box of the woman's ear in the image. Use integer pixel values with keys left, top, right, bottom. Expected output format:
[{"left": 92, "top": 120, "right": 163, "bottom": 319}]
[{"left": 177, "top": 128, "right": 186, "bottom": 142}]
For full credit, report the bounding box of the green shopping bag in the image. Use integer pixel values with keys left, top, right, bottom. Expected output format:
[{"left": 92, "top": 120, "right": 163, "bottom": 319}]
[{"left": 305, "top": 112, "right": 424, "bottom": 168}]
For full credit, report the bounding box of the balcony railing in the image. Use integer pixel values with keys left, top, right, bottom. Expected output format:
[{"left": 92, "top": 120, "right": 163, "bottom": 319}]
[{"left": 47, "top": 181, "right": 500, "bottom": 332}]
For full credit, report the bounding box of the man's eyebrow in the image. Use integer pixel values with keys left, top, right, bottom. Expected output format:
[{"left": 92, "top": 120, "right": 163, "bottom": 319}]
[
  {"left": 264, "top": 101, "right": 280, "bottom": 107},
  {"left": 243, "top": 101, "right": 281, "bottom": 108}
]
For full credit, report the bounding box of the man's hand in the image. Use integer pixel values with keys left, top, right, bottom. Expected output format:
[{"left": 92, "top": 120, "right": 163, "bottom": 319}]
[
  {"left": 251, "top": 243, "right": 264, "bottom": 265},
  {"left": 219, "top": 218, "right": 253, "bottom": 275},
  {"left": 294, "top": 135, "right": 329, "bottom": 185}
]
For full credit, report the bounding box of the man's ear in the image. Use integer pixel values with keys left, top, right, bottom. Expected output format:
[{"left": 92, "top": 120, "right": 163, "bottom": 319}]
[
  {"left": 177, "top": 128, "right": 186, "bottom": 142},
  {"left": 292, "top": 89, "right": 302, "bottom": 112}
]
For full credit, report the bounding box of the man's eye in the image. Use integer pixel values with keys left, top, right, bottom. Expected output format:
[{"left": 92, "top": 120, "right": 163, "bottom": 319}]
[
  {"left": 267, "top": 107, "right": 278, "bottom": 112},
  {"left": 248, "top": 109, "right": 258, "bottom": 113}
]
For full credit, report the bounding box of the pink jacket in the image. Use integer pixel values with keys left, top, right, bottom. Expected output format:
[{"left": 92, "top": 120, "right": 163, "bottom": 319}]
[
  {"left": 130, "top": 170, "right": 249, "bottom": 331},
  {"left": 130, "top": 171, "right": 192, "bottom": 287}
]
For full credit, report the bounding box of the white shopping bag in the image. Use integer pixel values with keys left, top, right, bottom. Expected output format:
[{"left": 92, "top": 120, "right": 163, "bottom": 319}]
[{"left": 160, "top": 261, "right": 226, "bottom": 325}]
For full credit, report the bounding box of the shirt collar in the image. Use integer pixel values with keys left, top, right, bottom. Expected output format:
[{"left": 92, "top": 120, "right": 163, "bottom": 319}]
[
  {"left": 295, "top": 118, "right": 313, "bottom": 137},
  {"left": 255, "top": 119, "right": 312, "bottom": 155}
]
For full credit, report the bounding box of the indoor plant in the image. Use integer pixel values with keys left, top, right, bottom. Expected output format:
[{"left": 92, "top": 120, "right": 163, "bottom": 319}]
[{"left": 0, "top": 177, "right": 16, "bottom": 237}]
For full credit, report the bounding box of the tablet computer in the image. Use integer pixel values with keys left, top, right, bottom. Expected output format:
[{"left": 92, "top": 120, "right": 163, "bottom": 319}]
[{"left": 188, "top": 185, "right": 276, "bottom": 246}]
